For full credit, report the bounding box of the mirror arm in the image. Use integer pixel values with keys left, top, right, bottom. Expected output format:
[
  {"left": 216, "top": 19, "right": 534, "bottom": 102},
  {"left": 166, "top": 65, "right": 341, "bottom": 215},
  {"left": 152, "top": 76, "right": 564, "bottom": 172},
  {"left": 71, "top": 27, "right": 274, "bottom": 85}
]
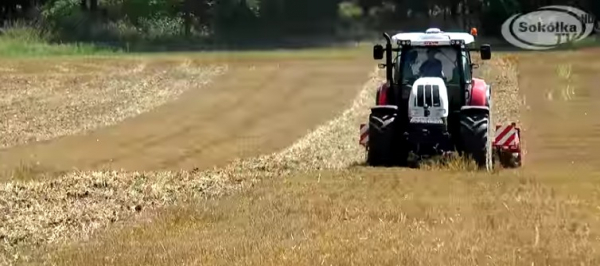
[{"left": 383, "top": 32, "right": 393, "bottom": 84}]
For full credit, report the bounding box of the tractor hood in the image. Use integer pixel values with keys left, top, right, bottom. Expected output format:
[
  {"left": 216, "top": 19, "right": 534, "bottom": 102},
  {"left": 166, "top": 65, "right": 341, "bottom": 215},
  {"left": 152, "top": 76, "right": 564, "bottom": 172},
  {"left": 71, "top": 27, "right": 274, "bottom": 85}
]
[{"left": 408, "top": 77, "right": 449, "bottom": 124}]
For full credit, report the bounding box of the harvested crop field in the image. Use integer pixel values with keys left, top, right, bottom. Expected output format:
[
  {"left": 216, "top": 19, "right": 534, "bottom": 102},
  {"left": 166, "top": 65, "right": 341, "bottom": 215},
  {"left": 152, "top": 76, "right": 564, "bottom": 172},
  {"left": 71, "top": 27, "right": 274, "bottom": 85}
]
[
  {"left": 0, "top": 50, "right": 373, "bottom": 176},
  {"left": 0, "top": 58, "right": 227, "bottom": 150},
  {"left": 2, "top": 47, "right": 600, "bottom": 265}
]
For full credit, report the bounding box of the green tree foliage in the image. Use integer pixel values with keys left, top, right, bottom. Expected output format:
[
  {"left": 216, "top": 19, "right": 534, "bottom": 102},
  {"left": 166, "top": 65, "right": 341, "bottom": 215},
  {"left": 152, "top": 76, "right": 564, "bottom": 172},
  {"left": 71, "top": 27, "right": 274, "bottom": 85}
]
[
  {"left": 257, "top": 0, "right": 341, "bottom": 35},
  {"left": 480, "top": 0, "right": 521, "bottom": 36},
  {"left": 212, "top": 0, "right": 258, "bottom": 37},
  {"left": 338, "top": 1, "right": 364, "bottom": 39},
  {"left": 0, "top": 0, "right": 598, "bottom": 44}
]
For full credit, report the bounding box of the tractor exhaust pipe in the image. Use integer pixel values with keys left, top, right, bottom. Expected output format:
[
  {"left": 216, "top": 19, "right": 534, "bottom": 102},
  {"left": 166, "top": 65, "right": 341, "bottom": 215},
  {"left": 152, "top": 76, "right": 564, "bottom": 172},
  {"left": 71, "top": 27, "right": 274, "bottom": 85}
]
[{"left": 383, "top": 32, "right": 393, "bottom": 84}]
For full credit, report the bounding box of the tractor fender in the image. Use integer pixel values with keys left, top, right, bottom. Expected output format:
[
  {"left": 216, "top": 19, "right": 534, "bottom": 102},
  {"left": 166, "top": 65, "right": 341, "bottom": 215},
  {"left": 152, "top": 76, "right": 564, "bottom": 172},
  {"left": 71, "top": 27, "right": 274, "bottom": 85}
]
[
  {"left": 467, "top": 78, "right": 490, "bottom": 108},
  {"left": 376, "top": 82, "right": 390, "bottom": 105}
]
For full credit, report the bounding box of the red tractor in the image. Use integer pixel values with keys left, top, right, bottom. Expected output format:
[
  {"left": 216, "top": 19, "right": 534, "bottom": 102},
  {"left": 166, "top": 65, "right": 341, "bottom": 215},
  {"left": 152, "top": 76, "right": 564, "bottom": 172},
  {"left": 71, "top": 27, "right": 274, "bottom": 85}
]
[{"left": 359, "top": 28, "right": 521, "bottom": 170}]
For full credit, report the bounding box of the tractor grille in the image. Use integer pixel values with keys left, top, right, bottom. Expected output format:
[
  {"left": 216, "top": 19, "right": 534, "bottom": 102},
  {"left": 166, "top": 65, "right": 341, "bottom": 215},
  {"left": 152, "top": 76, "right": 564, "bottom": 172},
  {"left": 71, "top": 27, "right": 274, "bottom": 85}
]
[{"left": 415, "top": 85, "right": 441, "bottom": 107}]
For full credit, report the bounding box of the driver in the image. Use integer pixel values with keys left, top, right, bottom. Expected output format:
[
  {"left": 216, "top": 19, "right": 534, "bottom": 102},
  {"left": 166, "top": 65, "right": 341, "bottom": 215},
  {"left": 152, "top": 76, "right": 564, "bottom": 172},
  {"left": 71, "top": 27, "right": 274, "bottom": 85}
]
[{"left": 419, "top": 49, "right": 445, "bottom": 79}]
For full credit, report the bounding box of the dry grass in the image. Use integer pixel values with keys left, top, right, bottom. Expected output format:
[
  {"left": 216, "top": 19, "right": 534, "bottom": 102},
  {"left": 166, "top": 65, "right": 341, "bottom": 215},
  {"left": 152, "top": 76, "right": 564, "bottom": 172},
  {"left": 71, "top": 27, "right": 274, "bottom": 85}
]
[
  {"left": 418, "top": 153, "right": 481, "bottom": 172},
  {"left": 6, "top": 162, "right": 66, "bottom": 182},
  {"left": 0, "top": 58, "right": 226, "bottom": 148},
  {"left": 45, "top": 169, "right": 600, "bottom": 265},
  {"left": 514, "top": 49, "right": 600, "bottom": 171},
  {"left": 3, "top": 53, "right": 539, "bottom": 265},
  {"left": 549, "top": 63, "right": 576, "bottom": 101},
  {"left": 475, "top": 54, "right": 522, "bottom": 126}
]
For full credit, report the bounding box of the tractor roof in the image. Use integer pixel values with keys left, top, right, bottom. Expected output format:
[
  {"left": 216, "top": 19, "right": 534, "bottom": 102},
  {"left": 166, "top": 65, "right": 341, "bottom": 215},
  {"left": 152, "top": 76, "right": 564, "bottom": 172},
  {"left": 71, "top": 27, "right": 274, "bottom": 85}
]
[{"left": 391, "top": 28, "right": 475, "bottom": 46}]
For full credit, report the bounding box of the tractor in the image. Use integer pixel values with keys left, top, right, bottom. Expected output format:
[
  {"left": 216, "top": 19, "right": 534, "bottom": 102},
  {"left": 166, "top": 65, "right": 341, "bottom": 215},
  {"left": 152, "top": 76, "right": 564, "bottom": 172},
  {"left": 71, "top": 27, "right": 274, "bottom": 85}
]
[{"left": 359, "top": 28, "right": 522, "bottom": 170}]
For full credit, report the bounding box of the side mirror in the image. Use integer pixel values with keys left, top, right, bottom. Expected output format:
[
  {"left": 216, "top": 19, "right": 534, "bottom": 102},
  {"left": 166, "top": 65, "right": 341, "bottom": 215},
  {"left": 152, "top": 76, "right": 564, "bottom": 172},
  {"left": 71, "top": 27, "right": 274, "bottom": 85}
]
[
  {"left": 373, "top": 44, "right": 384, "bottom": 60},
  {"left": 480, "top": 44, "right": 491, "bottom": 60}
]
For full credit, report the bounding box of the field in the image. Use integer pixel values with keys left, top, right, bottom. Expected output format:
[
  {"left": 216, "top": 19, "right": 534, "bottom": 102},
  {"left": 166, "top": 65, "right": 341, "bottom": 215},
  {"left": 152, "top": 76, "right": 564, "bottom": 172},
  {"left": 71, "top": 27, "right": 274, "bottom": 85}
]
[{"left": 1, "top": 44, "right": 600, "bottom": 265}]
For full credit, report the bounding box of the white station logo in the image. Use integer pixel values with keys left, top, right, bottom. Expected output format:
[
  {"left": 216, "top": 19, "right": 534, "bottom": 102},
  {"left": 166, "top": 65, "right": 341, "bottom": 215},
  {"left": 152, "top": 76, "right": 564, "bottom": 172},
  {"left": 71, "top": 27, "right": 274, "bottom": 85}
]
[{"left": 501, "top": 5, "right": 596, "bottom": 50}]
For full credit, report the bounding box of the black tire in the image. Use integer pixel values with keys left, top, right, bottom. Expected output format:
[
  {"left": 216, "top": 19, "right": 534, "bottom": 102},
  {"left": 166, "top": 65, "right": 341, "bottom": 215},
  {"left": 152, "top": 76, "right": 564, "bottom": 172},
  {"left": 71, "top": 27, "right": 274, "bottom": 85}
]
[
  {"left": 498, "top": 150, "right": 521, "bottom": 168},
  {"left": 367, "top": 108, "right": 396, "bottom": 166},
  {"left": 367, "top": 106, "right": 407, "bottom": 166},
  {"left": 459, "top": 110, "right": 491, "bottom": 170}
]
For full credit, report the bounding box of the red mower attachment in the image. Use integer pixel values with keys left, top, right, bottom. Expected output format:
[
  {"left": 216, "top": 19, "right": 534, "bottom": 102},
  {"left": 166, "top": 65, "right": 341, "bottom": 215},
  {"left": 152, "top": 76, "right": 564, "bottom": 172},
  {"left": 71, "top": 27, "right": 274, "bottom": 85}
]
[{"left": 493, "top": 122, "right": 522, "bottom": 168}]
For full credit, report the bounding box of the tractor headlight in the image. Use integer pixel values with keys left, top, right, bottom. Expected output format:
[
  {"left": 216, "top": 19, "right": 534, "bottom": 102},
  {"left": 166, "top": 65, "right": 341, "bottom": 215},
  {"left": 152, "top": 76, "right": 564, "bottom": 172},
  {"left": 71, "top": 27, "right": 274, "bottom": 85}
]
[
  {"left": 398, "top": 40, "right": 411, "bottom": 46},
  {"left": 450, "top": 39, "right": 464, "bottom": 46}
]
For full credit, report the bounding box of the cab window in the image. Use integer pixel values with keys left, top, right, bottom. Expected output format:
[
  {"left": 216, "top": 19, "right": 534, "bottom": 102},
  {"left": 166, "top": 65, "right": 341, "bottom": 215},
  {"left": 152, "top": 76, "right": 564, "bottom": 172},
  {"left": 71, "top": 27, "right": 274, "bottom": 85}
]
[
  {"left": 394, "top": 52, "right": 401, "bottom": 82},
  {"left": 462, "top": 51, "right": 472, "bottom": 81}
]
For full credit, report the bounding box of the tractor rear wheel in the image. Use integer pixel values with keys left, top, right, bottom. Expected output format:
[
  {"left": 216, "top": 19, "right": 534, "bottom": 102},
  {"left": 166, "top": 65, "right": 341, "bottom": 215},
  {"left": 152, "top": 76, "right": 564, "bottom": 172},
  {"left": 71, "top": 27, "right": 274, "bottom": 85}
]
[
  {"left": 459, "top": 110, "right": 491, "bottom": 170},
  {"left": 367, "top": 106, "right": 407, "bottom": 166}
]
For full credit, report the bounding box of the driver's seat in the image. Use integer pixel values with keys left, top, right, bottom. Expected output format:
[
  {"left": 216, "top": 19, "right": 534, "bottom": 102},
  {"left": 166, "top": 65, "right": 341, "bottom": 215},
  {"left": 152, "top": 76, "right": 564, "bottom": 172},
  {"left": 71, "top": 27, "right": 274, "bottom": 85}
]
[{"left": 419, "top": 62, "right": 445, "bottom": 80}]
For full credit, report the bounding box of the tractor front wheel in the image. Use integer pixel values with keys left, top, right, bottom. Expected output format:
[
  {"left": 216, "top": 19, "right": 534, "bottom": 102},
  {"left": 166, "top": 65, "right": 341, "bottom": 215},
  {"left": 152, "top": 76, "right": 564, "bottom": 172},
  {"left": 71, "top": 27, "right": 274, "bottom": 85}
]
[{"left": 459, "top": 110, "right": 491, "bottom": 170}]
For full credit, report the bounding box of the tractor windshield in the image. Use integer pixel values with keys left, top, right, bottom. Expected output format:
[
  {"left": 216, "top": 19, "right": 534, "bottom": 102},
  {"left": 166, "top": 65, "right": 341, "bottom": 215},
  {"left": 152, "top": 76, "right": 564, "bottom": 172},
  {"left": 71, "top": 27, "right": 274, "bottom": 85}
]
[{"left": 399, "top": 46, "right": 461, "bottom": 85}]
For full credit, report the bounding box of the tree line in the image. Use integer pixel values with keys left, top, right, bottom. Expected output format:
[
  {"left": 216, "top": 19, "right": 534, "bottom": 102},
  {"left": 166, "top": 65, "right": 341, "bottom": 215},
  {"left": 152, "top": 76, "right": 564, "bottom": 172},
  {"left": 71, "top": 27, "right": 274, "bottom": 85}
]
[{"left": 1, "top": 0, "right": 598, "bottom": 45}]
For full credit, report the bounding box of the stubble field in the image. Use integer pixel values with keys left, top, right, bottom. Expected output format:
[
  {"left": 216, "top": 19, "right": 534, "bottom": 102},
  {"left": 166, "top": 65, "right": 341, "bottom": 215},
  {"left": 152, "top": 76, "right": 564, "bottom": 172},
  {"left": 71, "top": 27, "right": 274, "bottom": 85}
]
[{"left": 2, "top": 46, "right": 600, "bottom": 265}]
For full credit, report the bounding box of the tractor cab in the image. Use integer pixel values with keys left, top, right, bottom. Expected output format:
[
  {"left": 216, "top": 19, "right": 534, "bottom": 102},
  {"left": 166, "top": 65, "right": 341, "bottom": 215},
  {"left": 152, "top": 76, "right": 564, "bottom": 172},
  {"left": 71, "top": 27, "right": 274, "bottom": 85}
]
[{"left": 373, "top": 27, "right": 491, "bottom": 109}]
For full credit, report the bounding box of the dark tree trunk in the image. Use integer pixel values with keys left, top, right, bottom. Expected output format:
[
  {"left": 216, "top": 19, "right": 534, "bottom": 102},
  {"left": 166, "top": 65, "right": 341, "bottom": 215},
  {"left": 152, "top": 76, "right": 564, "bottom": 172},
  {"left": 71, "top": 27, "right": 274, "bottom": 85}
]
[
  {"left": 90, "top": 0, "right": 98, "bottom": 12},
  {"left": 184, "top": 0, "right": 191, "bottom": 37}
]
